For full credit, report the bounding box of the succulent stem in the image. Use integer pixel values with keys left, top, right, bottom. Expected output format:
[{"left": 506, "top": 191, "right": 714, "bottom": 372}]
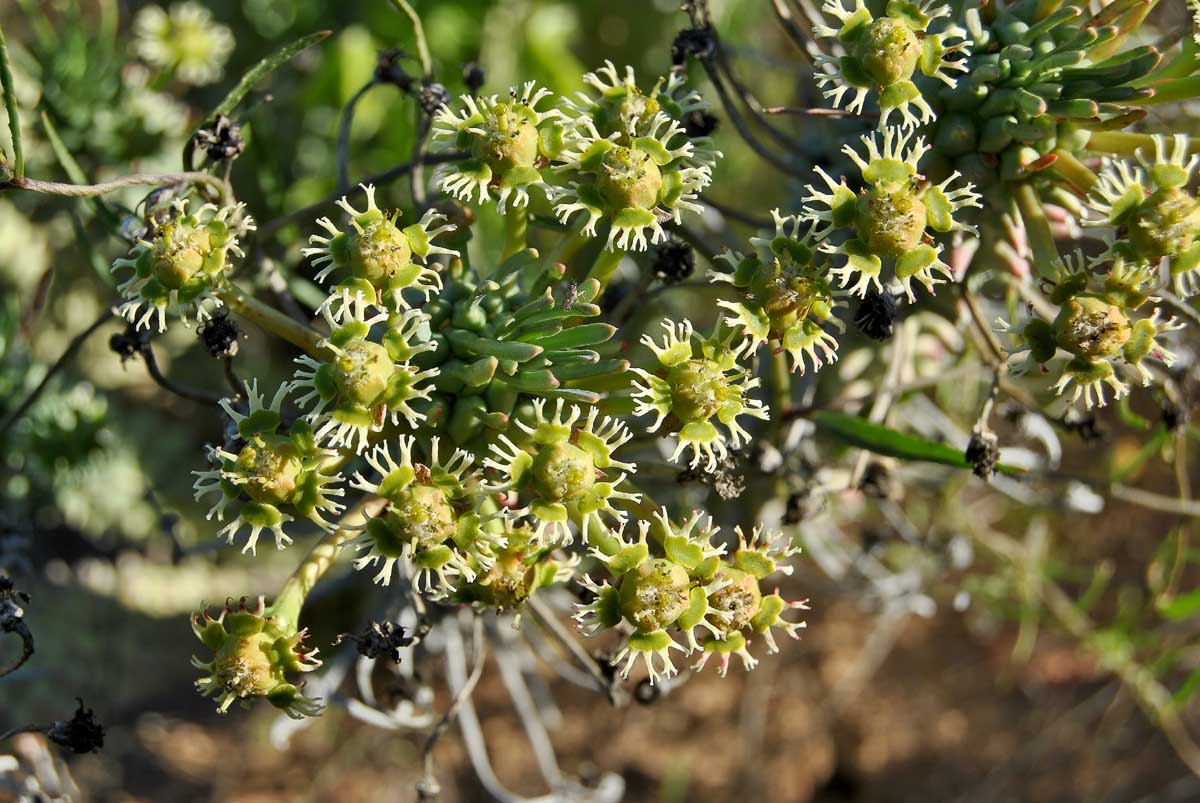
[
  {"left": 272, "top": 497, "right": 386, "bottom": 628},
  {"left": 502, "top": 204, "right": 528, "bottom": 261},
  {"left": 1011, "top": 182, "right": 1061, "bottom": 282},
  {"left": 218, "top": 283, "right": 325, "bottom": 357},
  {"left": 585, "top": 248, "right": 625, "bottom": 292}
]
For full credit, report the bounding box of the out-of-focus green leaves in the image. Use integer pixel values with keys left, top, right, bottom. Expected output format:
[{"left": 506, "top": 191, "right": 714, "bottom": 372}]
[
  {"left": 184, "top": 29, "right": 331, "bottom": 168},
  {"left": 0, "top": 21, "right": 23, "bottom": 178}
]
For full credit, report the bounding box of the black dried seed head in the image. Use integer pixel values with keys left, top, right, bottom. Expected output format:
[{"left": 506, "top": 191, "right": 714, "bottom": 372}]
[
  {"left": 418, "top": 81, "right": 452, "bottom": 115},
  {"left": 965, "top": 429, "right": 1000, "bottom": 480},
  {"left": 683, "top": 109, "right": 718, "bottom": 139},
  {"left": 462, "top": 61, "right": 485, "bottom": 94},
  {"left": 0, "top": 573, "right": 29, "bottom": 630},
  {"left": 337, "top": 620, "right": 412, "bottom": 663},
  {"left": 652, "top": 238, "right": 695, "bottom": 284},
  {"left": 194, "top": 115, "right": 246, "bottom": 164},
  {"left": 854, "top": 288, "right": 898, "bottom": 341},
  {"left": 858, "top": 461, "right": 894, "bottom": 499},
  {"left": 1059, "top": 410, "right": 1104, "bottom": 443},
  {"left": 375, "top": 48, "right": 413, "bottom": 91},
  {"left": 109, "top": 324, "right": 150, "bottom": 363},
  {"left": 198, "top": 312, "right": 243, "bottom": 359},
  {"left": 1162, "top": 400, "right": 1184, "bottom": 432},
  {"left": 671, "top": 27, "right": 715, "bottom": 66},
  {"left": 47, "top": 700, "right": 104, "bottom": 754}
]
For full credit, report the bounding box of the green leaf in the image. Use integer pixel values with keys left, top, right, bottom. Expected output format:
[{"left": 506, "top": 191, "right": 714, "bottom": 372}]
[
  {"left": 446, "top": 329, "right": 543, "bottom": 362},
  {"left": 0, "top": 22, "right": 23, "bottom": 179},
  {"left": 551, "top": 358, "right": 627, "bottom": 381},
  {"left": 184, "top": 31, "right": 331, "bottom": 167},
  {"left": 505, "top": 369, "right": 559, "bottom": 392},
  {"left": 520, "top": 323, "right": 615, "bottom": 349},
  {"left": 1159, "top": 588, "right": 1200, "bottom": 622},
  {"left": 813, "top": 412, "right": 1025, "bottom": 475},
  {"left": 1174, "top": 666, "right": 1200, "bottom": 708}
]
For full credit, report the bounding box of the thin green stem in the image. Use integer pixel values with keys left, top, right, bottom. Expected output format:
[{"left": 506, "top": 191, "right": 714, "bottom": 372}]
[
  {"left": 1087, "top": 131, "right": 1200, "bottom": 158},
  {"left": 769, "top": 350, "right": 790, "bottom": 442},
  {"left": 501, "top": 205, "right": 529, "bottom": 261},
  {"left": 272, "top": 498, "right": 384, "bottom": 627},
  {"left": 337, "top": 80, "right": 378, "bottom": 193},
  {"left": 0, "top": 22, "right": 22, "bottom": 179},
  {"left": 218, "top": 283, "right": 325, "bottom": 356},
  {"left": 387, "top": 0, "right": 433, "bottom": 78},
  {"left": 584, "top": 248, "right": 625, "bottom": 293},
  {"left": 1011, "top": 182, "right": 1060, "bottom": 281}
]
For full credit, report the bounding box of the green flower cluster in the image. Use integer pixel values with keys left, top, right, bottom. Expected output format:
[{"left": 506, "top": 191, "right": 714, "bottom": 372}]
[
  {"left": 577, "top": 512, "right": 806, "bottom": 682},
  {"left": 432, "top": 64, "right": 718, "bottom": 252}
]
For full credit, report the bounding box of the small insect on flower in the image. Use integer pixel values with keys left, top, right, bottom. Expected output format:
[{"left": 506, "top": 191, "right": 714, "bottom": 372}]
[
  {"left": 303, "top": 184, "right": 458, "bottom": 312},
  {"left": 346, "top": 435, "right": 500, "bottom": 595},
  {"left": 192, "top": 596, "right": 323, "bottom": 719},
  {"left": 631, "top": 319, "right": 769, "bottom": 472},
  {"left": 291, "top": 296, "right": 439, "bottom": 453},
  {"left": 813, "top": 0, "right": 970, "bottom": 129},
  {"left": 111, "top": 198, "right": 253, "bottom": 332},
  {"left": 713, "top": 209, "right": 846, "bottom": 374},
  {"left": 484, "top": 398, "right": 640, "bottom": 547},
  {"left": 432, "top": 81, "right": 566, "bottom": 212},
  {"left": 133, "top": 2, "right": 235, "bottom": 86},
  {"left": 193, "top": 380, "right": 345, "bottom": 555},
  {"left": 802, "top": 126, "right": 980, "bottom": 301},
  {"left": 1085, "top": 134, "right": 1200, "bottom": 296},
  {"left": 996, "top": 252, "right": 1185, "bottom": 409}
]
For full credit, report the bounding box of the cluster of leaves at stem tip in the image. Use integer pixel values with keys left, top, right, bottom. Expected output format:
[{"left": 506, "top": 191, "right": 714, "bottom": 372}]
[{"left": 65, "top": 0, "right": 1199, "bottom": 719}]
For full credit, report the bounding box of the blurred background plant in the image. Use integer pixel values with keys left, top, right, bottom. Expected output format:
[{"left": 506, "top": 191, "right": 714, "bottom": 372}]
[{"left": 0, "top": 1, "right": 1198, "bottom": 801}]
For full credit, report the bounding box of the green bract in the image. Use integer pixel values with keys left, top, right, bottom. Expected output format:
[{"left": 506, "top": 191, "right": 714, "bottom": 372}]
[
  {"left": 347, "top": 434, "right": 501, "bottom": 594},
  {"left": 814, "top": 0, "right": 970, "bottom": 128},
  {"left": 112, "top": 197, "right": 253, "bottom": 332},
  {"left": 576, "top": 511, "right": 806, "bottom": 683},
  {"left": 631, "top": 318, "right": 769, "bottom": 471},
  {"left": 997, "top": 252, "right": 1182, "bottom": 409},
  {"left": 432, "top": 81, "right": 565, "bottom": 211},
  {"left": 304, "top": 184, "right": 458, "bottom": 312},
  {"left": 1086, "top": 135, "right": 1200, "bottom": 296},
  {"left": 713, "top": 209, "right": 846, "bottom": 374},
  {"left": 292, "top": 296, "right": 439, "bottom": 453},
  {"left": 484, "top": 397, "right": 639, "bottom": 546},
  {"left": 191, "top": 596, "right": 322, "bottom": 719},
  {"left": 802, "top": 126, "right": 980, "bottom": 300},
  {"left": 193, "top": 380, "right": 344, "bottom": 554}
]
